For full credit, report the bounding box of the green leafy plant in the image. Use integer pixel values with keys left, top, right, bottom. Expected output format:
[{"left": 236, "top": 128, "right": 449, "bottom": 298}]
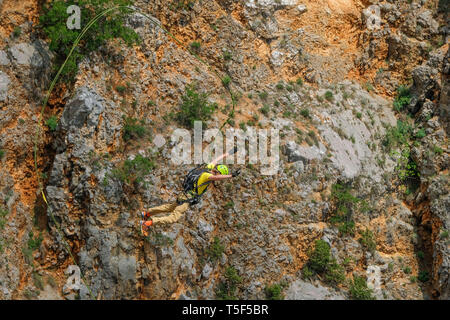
[
  {"left": 206, "top": 237, "right": 225, "bottom": 263},
  {"left": 0, "top": 149, "right": 5, "bottom": 160},
  {"left": 296, "top": 77, "right": 303, "bottom": 86},
  {"left": 112, "top": 154, "right": 155, "bottom": 184},
  {"left": 393, "top": 85, "right": 411, "bottom": 112},
  {"left": 222, "top": 75, "right": 231, "bottom": 87},
  {"left": 324, "top": 91, "right": 334, "bottom": 102},
  {"left": 418, "top": 270, "right": 430, "bottom": 282},
  {"left": 305, "top": 240, "right": 345, "bottom": 285},
  {"left": 359, "top": 228, "right": 376, "bottom": 253},
  {"left": 46, "top": 116, "right": 58, "bottom": 131},
  {"left": 265, "top": 284, "right": 284, "bottom": 300},
  {"left": 122, "top": 117, "right": 147, "bottom": 141},
  {"left": 39, "top": 0, "right": 140, "bottom": 81},
  {"left": 175, "top": 83, "right": 217, "bottom": 128},
  {"left": 329, "top": 183, "right": 360, "bottom": 236},
  {"left": 216, "top": 266, "right": 242, "bottom": 300},
  {"left": 28, "top": 231, "right": 43, "bottom": 250},
  {"left": 349, "top": 275, "right": 375, "bottom": 300}
]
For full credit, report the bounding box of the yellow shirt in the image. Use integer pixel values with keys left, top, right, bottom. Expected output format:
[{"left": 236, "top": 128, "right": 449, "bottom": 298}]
[{"left": 194, "top": 163, "right": 215, "bottom": 195}]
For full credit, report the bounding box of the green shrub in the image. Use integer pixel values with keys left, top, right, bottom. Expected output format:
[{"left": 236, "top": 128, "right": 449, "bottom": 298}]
[
  {"left": 418, "top": 270, "right": 430, "bottom": 282},
  {"left": 46, "top": 116, "right": 58, "bottom": 131},
  {"left": 433, "top": 146, "right": 444, "bottom": 155},
  {"left": 13, "top": 26, "right": 22, "bottom": 38},
  {"left": 306, "top": 240, "right": 345, "bottom": 285},
  {"left": 415, "top": 128, "right": 426, "bottom": 139},
  {"left": 0, "top": 207, "right": 8, "bottom": 230},
  {"left": 216, "top": 266, "right": 242, "bottom": 300},
  {"left": 417, "top": 251, "right": 425, "bottom": 259},
  {"left": 112, "top": 154, "right": 155, "bottom": 184},
  {"left": 329, "top": 183, "right": 359, "bottom": 236},
  {"left": 28, "top": 231, "right": 43, "bottom": 250},
  {"left": 259, "top": 91, "right": 268, "bottom": 100},
  {"left": 222, "top": 75, "right": 231, "bottom": 87},
  {"left": 276, "top": 82, "right": 284, "bottom": 90},
  {"left": 300, "top": 109, "right": 310, "bottom": 118},
  {"left": 190, "top": 41, "right": 201, "bottom": 51},
  {"left": 206, "top": 237, "right": 225, "bottom": 263},
  {"left": 349, "top": 275, "right": 375, "bottom": 300},
  {"left": 296, "top": 77, "right": 303, "bottom": 86},
  {"left": 356, "top": 112, "right": 362, "bottom": 119},
  {"left": 302, "top": 265, "right": 313, "bottom": 280},
  {"left": 0, "top": 149, "right": 5, "bottom": 159},
  {"left": 223, "top": 51, "right": 232, "bottom": 61},
  {"left": 393, "top": 85, "right": 411, "bottom": 112},
  {"left": 403, "top": 266, "right": 412, "bottom": 274},
  {"left": 39, "top": 0, "right": 140, "bottom": 81},
  {"left": 122, "top": 117, "right": 146, "bottom": 141},
  {"left": 147, "top": 232, "right": 174, "bottom": 247},
  {"left": 308, "top": 240, "right": 331, "bottom": 273},
  {"left": 359, "top": 228, "right": 376, "bottom": 253},
  {"left": 325, "top": 260, "right": 346, "bottom": 285},
  {"left": 324, "top": 91, "right": 334, "bottom": 102},
  {"left": 440, "top": 229, "right": 449, "bottom": 239},
  {"left": 175, "top": 83, "right": 217, "bottom": 128},
  {"left": 265, "top": 284, "right": 284, "bottom": 300}
]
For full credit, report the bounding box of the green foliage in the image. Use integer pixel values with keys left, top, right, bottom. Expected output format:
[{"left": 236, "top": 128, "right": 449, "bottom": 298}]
[
  {"left": 122, "top": 117, "right": 147, "bottom": 141},
  {"left": 28, "top": 231, "right": 43, "bottom": 250},
  {"left": 308, "top": 240, "right": 331, "bottom": 273},
  {"left": 393, "top": 85, "right": 411, "bottom": 112},
  {"left": 39, "top": 0, "right": 140, "bottom": 81},
  {"left": 324, "top": 90, "right": 334, "bottom": 102},
  {"left": 382, "top": 120, "right": 412, "bottom": 150},
  {"left": 206, "top": 237, "right": 225, "bottom": 263},
  {"left": 276, "top": 82, "right": 284, "bottom": 90},
  {"left": 190, "top": 41, "right": 201, "bottom": 51},
  {"left": 259, "top": 91, "right": 268, "bottom": 100},
  {"left": 417, "top": 251, "right": 425, "bottom": 259},
  {"left": 349, "top": 275, "right": 375, "bottom": 300},
  {"left": 418, "top": 270, "right": 430, "bottom": 282},
  {"left": 0, "top": 149, "right": 5, "bottom": 159},
  {"left": 46, "top": 116, "right": 58, "bottom": 131},
  {"left": 356, "top": 112, "right": 362, "bottom": 119},
  {"left": 115, "top": 85, "right": 127, "bottom": 93},
  {"left": 112, "top": 154, "right": 155, "bottom": 184},
  {"left": 265, "top": 284, "right": 284, "bottom": 300},
  {"left": 433, "top": 146, "right": 444, "bottom": 155},
  {"left": 359, "top": 228, "right": 376, "bottom": 253},
  {"left": 415, "top": 128, "right": 426, "bottom": 139},
  {"left": 147, "top": 231, "right": 174, "bottom": 247},
  {"left": 302, "top": 265, "right": 313, "bottom": 280},
  {"left": 223, "top": 51, "right": 232, "bottom": 61},
  {"left": 300, "top": 108, "right": 310, "bottom": 118},
  {"left": 0, "top": 206, "right": 8, "bottom": 230},
  {"left": 403, "top": 266, "right": 411, "bottom": 274},
  {"left": 222, "top": 75, "right": 231, "bottom": 87},
  {"left": 259, "top": 104, "right": 270, "bottom": 116},
  {"left": 324, "top": 260, "right": 346, "bottom": 285},
  {"left": 170, "top": 0, "right": 197, "bottom": 10},
  {"left": 216, "top": 266, "right": 242, "bottom": 300},
  {"left": 306, "top": 240, "right": 345, "bottom": 285},
  {"left": 296, "top": 77, "right": 303, "bottom": 86},
  {"left": 329, "top": 183, "right": 360, "bottom": 236},
  {"left": 13, "top": 26, "right": 22, "bottom": 38},
  {"left": 440, "top": 229, "right": 449, "bottom": 239},
  {"left": 175, "top": 83, "right": 217, "bottom": 128}
]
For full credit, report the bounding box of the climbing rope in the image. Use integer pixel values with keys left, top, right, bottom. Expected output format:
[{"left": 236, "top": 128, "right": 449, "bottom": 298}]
[{"left": 33, "top": 4, "right": 238, "bottom": 300}]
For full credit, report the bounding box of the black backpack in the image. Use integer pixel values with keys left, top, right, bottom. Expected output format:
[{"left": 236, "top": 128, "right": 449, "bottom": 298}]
[{"left": 181, "top": 165, "right": 213, "bottom": 203}]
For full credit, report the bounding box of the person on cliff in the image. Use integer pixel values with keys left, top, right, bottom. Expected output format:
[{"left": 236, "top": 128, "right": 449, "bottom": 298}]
[{"left": 139, "top": 148, "right": 240, "bottom": 236}]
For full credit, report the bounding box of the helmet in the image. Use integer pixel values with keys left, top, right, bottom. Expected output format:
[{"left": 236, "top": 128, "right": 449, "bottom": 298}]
[{"left": 216, "top": 164, "right": 229, "bottom": 175}]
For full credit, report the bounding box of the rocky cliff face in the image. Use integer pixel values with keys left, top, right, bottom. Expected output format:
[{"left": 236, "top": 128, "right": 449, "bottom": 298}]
[{"left": 0, "top": 0, "right": 448, "bottom": 300}]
